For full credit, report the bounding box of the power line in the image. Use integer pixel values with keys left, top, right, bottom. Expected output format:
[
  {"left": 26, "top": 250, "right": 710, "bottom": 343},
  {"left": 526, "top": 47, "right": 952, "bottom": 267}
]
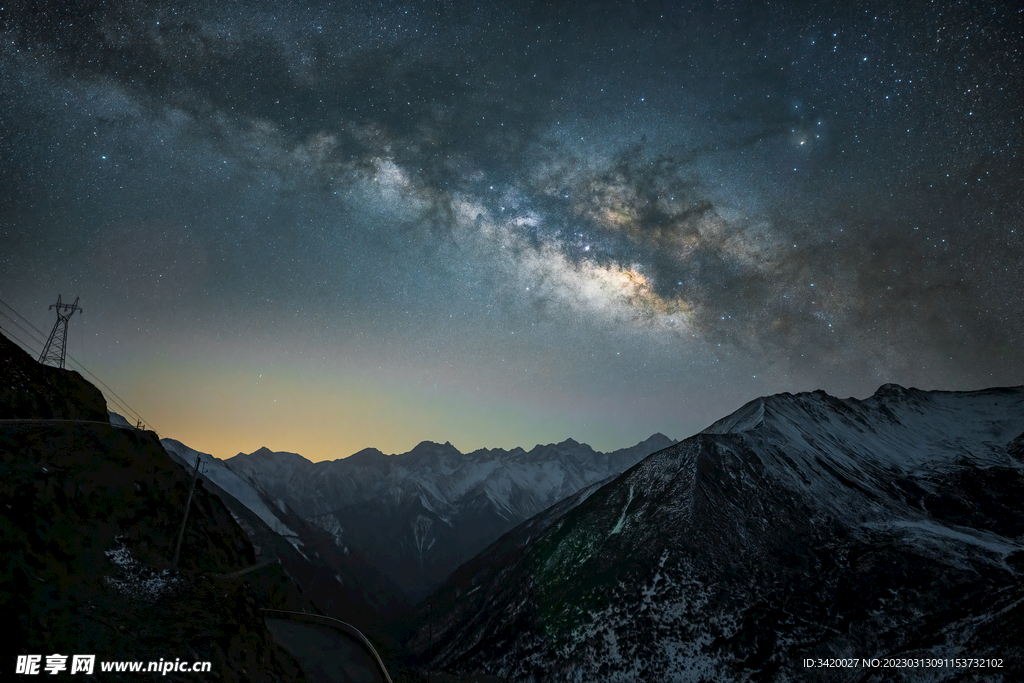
[
  {"left": 0, "top": 296, "right": 160, "bottom": 437},
  {"left": 0, "top": 315, "right": 147, "bottom": 430},
  {"left": 0, "top": 321, "right": 42, "bottom": 357},
  {"left": 65, "top": 355, "right": 157, "bottom": 435},
  {"left": 0, "top": 298, "right": 49, "bottom": 342},
  {"left": 0, "top": 309, "right": 47, "bottom": 352},
  {"left": 0, "top": 313, "right": 147, "bottom": 429}
]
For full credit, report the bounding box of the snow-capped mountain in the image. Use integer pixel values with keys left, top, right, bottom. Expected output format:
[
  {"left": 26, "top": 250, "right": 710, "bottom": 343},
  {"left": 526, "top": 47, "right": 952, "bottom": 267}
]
[
  {"left": 226, "top": 434, "right": 676, "bottom": 599},
  {"left": 156, "top": 434, "right": 408, "bottom": 638},
  {"left": 405, "top": 385, "right": 1024, "bottom": 682}
]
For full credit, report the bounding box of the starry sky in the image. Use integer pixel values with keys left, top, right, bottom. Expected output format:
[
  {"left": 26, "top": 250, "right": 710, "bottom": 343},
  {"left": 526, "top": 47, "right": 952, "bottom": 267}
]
[{"left": 2, "top": 0, "right": 1022, "bottom": 462}]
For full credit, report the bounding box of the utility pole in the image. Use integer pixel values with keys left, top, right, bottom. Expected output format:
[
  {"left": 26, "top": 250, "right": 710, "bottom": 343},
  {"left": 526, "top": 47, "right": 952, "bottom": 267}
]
[
  {"left": 172, "top": 455, "right": 205, "bottom": 568},
  {"left": 38, "top": 295, "right": 81, "bottom": 369}
]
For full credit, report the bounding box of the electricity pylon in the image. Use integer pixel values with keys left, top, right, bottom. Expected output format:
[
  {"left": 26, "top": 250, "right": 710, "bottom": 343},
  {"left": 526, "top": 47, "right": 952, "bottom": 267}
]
[{"left": 38, "top": 295, "right": 81, "bottom": 369}]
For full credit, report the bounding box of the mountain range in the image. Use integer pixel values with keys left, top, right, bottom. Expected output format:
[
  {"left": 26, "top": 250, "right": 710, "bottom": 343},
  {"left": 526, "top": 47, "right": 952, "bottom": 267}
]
[
  {"left": 224, "top": 434, "right": 676, "bottom": 600},
  {"left": 404, "top": 384, "right": 1024, "bottom": 682},
  {"left": 6, "top": 323, "right": 1022, "bottom": 682}
]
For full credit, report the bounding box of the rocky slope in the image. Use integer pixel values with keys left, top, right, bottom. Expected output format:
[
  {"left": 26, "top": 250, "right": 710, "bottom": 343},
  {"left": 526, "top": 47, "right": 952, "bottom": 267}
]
[
  {"left": 161, "top": 437, "right": 409, "bottom": 642},
  {"left": 227, "top": 434, "right": 675, "bottom": 600},
  {"left": 405, "top": 385, "right": 1024, "bottom": 682},
  {"left": 0, "top": 331, "right": 107, "bottom": 421},
  {"left": 0, "top": 331, "right": 313, "bottom": 681}
]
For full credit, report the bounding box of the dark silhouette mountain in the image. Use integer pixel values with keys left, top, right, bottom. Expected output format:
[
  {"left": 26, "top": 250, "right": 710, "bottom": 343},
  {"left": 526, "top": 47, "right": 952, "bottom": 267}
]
[
  {"left": 226, "top": 433, "right": 676, "bottom": 601},
  {"left": 0, "top": 330, "right": 314, "bottom": 681},
  {"left": 405, "top": 385, "right": 1024, "bottom": 682},
  {"left": 0, "top": 331, "right": 107, "bottom": 421}
]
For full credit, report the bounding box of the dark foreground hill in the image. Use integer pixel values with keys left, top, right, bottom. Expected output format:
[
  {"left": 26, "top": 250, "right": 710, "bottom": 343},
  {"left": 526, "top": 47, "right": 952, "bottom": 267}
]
[
  {"left": 0, "top": 331, "right": 315, "bottom": 681},
  {"left": 0, "top": 331, "right": 107, "bottom": 422},
  {"left": 406, "top": 385, "right": 1024, "bottom": 682}
]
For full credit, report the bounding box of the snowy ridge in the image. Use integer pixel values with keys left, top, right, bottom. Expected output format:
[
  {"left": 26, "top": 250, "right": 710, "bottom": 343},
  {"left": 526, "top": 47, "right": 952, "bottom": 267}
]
[
  {"left": 706, "top": 385, "right": 1024, "bottom": 470},
  {"left": 228, "top": 436, "right": 674, "bottom": 523},
  {"left": 226, "top": 433, "right": 676, "bottom": 598},
  {"left": 143, "top": 423, "right": 410, "bottom": 632},
  {"left": 407, "top": 385, "right": 1024, "bottom": 682},
  {"left": 107, "top": 410, "right": 133, "bottom": 429},
  {"left": 703, "top": 385, "right": 1024, "bottom": 522},
  {"left": 159, "top": 437, "right": 299, "bottom": 540}
]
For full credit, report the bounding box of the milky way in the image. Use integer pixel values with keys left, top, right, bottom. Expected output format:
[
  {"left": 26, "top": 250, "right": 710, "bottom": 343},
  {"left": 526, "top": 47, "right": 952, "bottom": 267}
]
[{"left": 1, "top": 1, "right": 1021, "bottom": 460}]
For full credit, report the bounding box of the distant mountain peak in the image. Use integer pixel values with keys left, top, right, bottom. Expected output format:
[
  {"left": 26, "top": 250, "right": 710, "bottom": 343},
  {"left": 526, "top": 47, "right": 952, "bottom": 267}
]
[
  {"left": 411, "top": 439, "right": 459, "bottom": 452},
  {"left": 643, "top": 432, "right": 674, "bottom": 444},
  {"left": 346, "top": 447, "right": 386, "bottom": 463},
  {"left": 228, "top": 447, "right": 312, "bottom": 470},
  {"left": 872, "top": 382, "right": 916, "bottom": 398}
]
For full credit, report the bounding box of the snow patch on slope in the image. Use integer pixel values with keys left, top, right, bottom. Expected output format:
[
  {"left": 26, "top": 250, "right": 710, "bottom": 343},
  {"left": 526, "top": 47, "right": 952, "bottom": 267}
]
[
  {"left": 609, "top": 483, "right": 635, "bottom": 535},
  {"left": 104, "top": 538, "right": 178, "bottom": 601},
  {"left": 160, "top": 438, "right": 298, "bottom": 538}
]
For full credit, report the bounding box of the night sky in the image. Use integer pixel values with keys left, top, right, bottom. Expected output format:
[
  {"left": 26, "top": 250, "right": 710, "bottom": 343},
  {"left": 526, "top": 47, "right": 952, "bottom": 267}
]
[{"left": 2, "top": 0, "right": 1021, "bottom": 462}]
